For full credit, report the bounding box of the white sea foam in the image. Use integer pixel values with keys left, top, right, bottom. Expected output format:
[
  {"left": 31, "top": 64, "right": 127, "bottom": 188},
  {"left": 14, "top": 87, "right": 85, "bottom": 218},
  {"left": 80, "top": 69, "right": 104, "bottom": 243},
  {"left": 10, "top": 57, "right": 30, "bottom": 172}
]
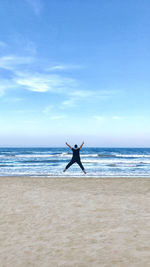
[
  {"left": 81, "top": 154, "right": 99, "bottom": 157},
  {"left": 115, "top": 154, "right": 150, "bottom": 158},
  {"left": 82, "top": 158, "right": 150, "bottom": 164},
  {"left": 13, "top": 153, "right": 71, "bottom": 158},
  {"left": 1, "top": 147, "right": 150, "bottom": 177}
]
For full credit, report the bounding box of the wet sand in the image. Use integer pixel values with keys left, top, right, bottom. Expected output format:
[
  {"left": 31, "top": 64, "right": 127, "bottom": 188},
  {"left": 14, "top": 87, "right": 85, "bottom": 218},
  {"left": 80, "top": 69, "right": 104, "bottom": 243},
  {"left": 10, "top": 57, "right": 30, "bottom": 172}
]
[{"left": 0, "top": 177, "right": 150, "bottom": 267}]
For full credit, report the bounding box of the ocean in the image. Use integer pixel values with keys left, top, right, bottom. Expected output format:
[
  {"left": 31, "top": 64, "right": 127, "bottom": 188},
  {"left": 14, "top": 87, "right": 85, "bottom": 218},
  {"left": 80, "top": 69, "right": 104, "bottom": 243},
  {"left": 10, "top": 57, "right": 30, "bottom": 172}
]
[{"left": 0, "top": 147, "right": 150, "bottom": 177}]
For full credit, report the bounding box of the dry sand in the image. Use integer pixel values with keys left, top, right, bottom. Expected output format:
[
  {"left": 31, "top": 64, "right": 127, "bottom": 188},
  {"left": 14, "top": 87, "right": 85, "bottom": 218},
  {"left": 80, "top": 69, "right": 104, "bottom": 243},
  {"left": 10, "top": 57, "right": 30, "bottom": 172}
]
[{"left": 0, "top": 177, "right": 150, "bottom": 267}]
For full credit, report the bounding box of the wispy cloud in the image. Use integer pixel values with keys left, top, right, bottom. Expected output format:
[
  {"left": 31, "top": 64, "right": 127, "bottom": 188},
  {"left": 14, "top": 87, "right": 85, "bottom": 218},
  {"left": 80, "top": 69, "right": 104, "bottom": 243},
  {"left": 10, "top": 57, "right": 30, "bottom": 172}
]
[
  {"left": 94, "top": 115, "right": 123, "bottom": 121},
  {"left": 0, "top": 49, "right": 120, "bottom": 107},
  {"left": 46, "top": 64, "right": 82, "bottom": 72},
  {"left": 16, "top": 75, "right": 50, "bottom": 92},
  {"left": 0, "top": 52, "right": 78, "bottom": 97},
  {"left": 61, "top": 98, "right": 76, "bottom": 108},
  {"left": 0, "top": 55, "right": 33, "bottom": 71},
  {"left": 46, "top": 65, "right": 69, "bottom": 71},
  {"left": 15, "top": 72, "right": 76, "bottom": 93},
  {"left": 25, "top": 0, "right": 43, "bottom": 15},
  {"left": 70, "top": 89, "right": 119, "bottom": 99},
  {"left": 61, "top": 90, "right": 93, "bottom": 108},
  {"left": 0, "top": 54, "right": 35, "bottom": 97},
  {"left": 61, "top": 89, "right": 119, "bottom": 109},
  {"left": 42, "top": 105, "right": 66, "bottom": 121},
  {"left": 69, "top": 90, "right": 93, "bottom": 98}
]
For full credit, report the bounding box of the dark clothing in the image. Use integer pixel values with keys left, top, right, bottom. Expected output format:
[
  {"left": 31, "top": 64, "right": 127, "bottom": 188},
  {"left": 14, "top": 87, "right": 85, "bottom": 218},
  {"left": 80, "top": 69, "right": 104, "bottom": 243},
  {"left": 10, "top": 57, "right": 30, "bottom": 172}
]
[
  {"left": 65, "top": 147, "right": 85, "bottom": 171},
  {"left": 72, "top": 148, "right": 80, "bottom": 160},
  {"left": 65, "top": 158, "right": 85, "bottom": 171}
]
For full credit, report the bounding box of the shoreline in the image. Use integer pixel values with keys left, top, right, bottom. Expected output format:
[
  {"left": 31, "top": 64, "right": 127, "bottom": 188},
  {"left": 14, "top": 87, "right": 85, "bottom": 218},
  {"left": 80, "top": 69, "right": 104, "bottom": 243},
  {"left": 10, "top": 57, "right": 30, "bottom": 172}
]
[
  {"left": 1, "top": 176, "right": 150, "bottom": 266},
  {"left": 1, "top": 175, "right": 150, "bottom": 179}
]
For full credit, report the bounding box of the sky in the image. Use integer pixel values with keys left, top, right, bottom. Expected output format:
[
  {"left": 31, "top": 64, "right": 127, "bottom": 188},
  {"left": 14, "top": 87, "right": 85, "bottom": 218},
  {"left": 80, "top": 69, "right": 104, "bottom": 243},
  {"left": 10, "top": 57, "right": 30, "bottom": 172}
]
[{"left": 0, "top": 0, "right": 150, "bottom": 147}]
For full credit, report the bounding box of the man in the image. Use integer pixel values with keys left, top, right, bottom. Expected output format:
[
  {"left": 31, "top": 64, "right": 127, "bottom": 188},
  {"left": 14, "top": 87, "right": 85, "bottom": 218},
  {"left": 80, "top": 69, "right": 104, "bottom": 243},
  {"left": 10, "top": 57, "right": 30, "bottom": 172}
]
[{"left": 63, "top": 142, "right": 86, "bottom": 174}]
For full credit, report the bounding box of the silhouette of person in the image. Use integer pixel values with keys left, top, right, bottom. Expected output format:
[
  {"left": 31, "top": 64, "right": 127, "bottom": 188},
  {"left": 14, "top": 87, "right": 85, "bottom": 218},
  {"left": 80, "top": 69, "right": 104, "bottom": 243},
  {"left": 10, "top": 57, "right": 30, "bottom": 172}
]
[{"left": 63, "top": 142, "right": 86, "bottom": 174}]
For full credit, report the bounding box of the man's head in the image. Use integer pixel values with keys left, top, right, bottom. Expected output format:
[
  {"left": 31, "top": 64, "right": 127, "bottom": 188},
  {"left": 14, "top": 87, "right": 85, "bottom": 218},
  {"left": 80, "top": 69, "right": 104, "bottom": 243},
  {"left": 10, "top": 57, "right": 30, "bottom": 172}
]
[{"left": 74, "top": 144, "right": 78, "bottom": 149}]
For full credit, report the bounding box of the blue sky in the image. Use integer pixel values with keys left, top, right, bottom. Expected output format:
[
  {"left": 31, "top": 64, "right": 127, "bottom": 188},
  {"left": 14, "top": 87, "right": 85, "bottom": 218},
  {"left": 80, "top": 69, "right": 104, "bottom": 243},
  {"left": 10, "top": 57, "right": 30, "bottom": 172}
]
[{"left": 0, "top": 0, "right": 150, "bottom": 147}]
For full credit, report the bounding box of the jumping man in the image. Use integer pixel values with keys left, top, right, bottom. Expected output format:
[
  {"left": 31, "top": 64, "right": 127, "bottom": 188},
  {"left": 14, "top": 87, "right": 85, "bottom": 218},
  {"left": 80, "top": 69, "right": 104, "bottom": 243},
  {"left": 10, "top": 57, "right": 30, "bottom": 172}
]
[{"left": 63, "top": 142, "right": 86, "bottom": 174}]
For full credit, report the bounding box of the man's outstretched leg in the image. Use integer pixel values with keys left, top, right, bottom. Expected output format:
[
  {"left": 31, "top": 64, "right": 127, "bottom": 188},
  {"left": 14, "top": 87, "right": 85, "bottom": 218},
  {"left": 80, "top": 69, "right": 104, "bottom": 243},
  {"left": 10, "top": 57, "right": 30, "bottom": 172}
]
[
  {"left": 77, "top": 160, "right": 86, "bottom": 174},
  {"left": 63, "top": 159, "right": 75, "bottom": 172}
]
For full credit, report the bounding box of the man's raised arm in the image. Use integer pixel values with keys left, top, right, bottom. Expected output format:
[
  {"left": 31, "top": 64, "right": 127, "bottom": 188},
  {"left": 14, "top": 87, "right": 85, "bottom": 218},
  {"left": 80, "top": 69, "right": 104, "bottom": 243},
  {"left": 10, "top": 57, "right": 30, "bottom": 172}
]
[
  {"left": 66, "top": 142, "right": 72, "bottom": 150},
  {"left": 80, "top": 141, "right": 84, "bottom": 149}
]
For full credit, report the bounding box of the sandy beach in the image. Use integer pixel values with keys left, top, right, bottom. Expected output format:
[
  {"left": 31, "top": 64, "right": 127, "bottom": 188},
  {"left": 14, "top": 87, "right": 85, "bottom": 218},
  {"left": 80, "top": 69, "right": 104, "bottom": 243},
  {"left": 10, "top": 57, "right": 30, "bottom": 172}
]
[{"left": 0, "top": 177, "right": 150, "bottom": 267}]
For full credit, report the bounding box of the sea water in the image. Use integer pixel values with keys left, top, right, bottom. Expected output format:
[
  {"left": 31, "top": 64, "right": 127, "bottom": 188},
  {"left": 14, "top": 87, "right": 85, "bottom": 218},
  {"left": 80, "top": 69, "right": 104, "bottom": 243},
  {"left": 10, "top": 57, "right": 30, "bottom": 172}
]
[{"left": 0, "top": 147, "right": 150, "bottom": 177}]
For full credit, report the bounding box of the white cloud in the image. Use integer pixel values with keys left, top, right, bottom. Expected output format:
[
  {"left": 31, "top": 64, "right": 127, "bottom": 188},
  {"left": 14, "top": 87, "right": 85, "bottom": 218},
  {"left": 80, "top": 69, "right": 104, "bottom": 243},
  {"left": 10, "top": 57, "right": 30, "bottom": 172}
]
[
  {"left": 15, "top": 73, "right": 76, "bottom": 93},
  {"left": 94, "top": 115, "right": 123, "bottom": 122},
  {"left": 0, "top": 51, "right": 120, "bottom": 104},
  {"left": 47, "top": 65, "right": 68, "bottom": 71},
  {"left": 16, "top": 76, "right": 50, "bottom": 92},
  {"left": 46, "top": 64, "right": 82, "bottom": 72},
  {"left": 61, "top": 98, "right": 76, "bottom": 108},
  {"left": 0, "top": 55, "right": 34, "bottom": 97},
  {"left": 26, "top": 0, "right": 43, "bottom": 15},
  {"left": 61, "top": 90, "right": 93, "bottom": 108},
  {"left": 61, "top": 89, "right": 119, "bottom": 110},
  {"left": 0, "top": 53, "right": 78, "bottom": 98},
  {"left": 70, "top": 89, "right": 119, "bottom": 99},
  {"left": 0, "top": 55, "right": 33, "bottom": 71},
  {"left": 43, "top": 106, "right": 66, "bottom": 120},
  {"left": 69, "top": 90, "right": 93, "bottom": 98}
]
